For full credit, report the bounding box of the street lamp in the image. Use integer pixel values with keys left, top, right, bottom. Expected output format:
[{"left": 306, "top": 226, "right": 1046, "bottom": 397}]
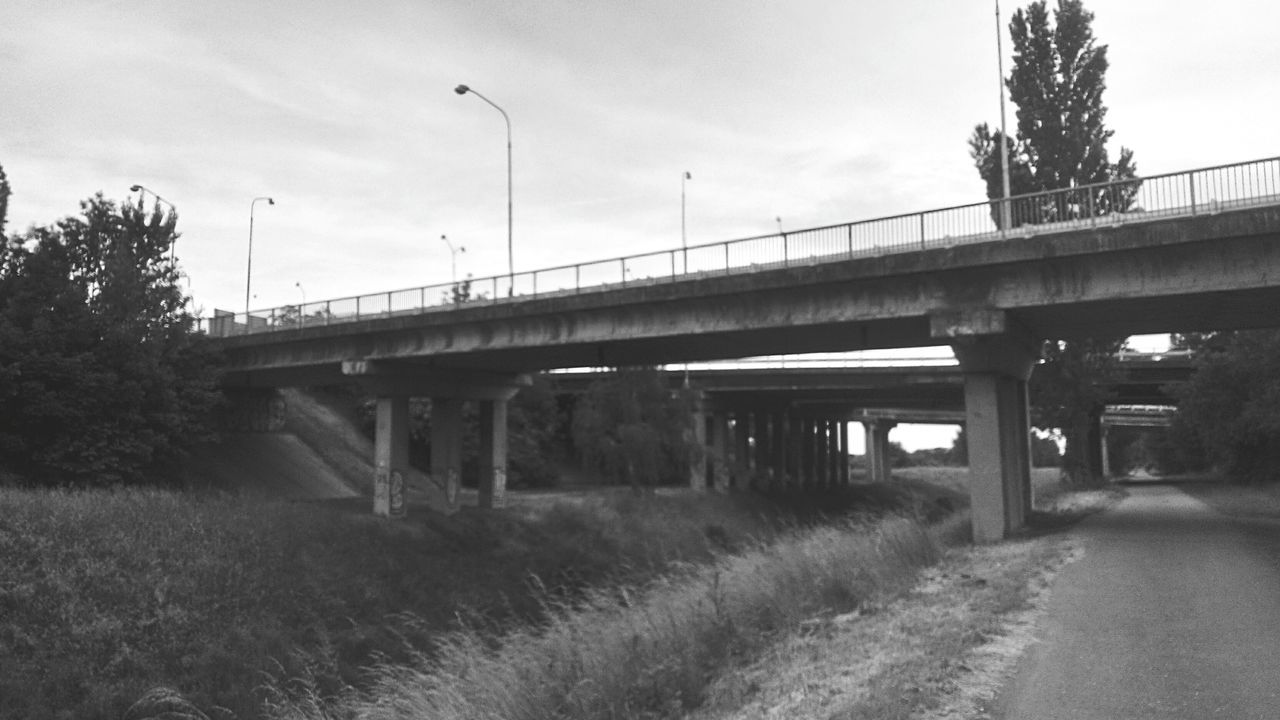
[
  {"left": 441, "top": 234, "right": 466, "bottom": 284},
  {"left": 295, "top": 281, "right": 305, "bottom": 306},
  {"left": 681, "top": 171, "right": 692, "bottom": 274},
  {"left": 455, "top": 83, "right": 513, "bottom": 294},
  {"left": 244, "top": 196, "right": 275, "bottom": 325},
  {"left": 995, "top": 1, "right": 1012, "bottom": 233},
  {"left": 130, "top": 184, "right": 179, "bottom": 262}
]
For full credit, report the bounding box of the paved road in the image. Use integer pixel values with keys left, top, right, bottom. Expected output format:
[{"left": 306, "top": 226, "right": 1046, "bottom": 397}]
[{"left": 991, "top": 483, "right": 1280, "bottom": 719}]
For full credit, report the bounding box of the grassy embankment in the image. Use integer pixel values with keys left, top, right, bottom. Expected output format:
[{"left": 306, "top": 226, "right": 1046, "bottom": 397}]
[
  {"left": 0, "top": 477, "right": 945, "bottom": 720},
  {"left": 266, "top": 467, "right": 1113, "bottom": 720}
]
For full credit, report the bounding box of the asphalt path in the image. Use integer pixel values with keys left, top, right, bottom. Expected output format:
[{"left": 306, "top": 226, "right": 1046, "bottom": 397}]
[{"left": 991, "top": 483, "right": 1280, "bottom": 719}]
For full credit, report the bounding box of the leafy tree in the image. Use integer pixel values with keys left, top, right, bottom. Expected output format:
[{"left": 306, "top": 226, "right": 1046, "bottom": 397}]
[
  {"left": 1167, "top": 330, "right": 1280, "bottom": 483},
  {"left": 969, "top": 0, "right": 1135, "bottom": 486},
  {"left": 0, "top": 161, "right": 10, "bottom": 235},
  {"left": 0, "top": 194, "right": 219, "bottom": 485},
  {"left": 570, "top": 367, "right": 702, "bottom": 491},
  {"left": 1029, "top": 336, "right": 1126, "bottom": 484}
]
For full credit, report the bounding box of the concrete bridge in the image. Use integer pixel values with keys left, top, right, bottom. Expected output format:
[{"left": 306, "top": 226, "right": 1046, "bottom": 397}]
[
  {"left": 550, "top": 354, "right": 1189, "bottom": 489},
  {"left": 206, "top": 156, "right": 1280, "bottom": 542}
]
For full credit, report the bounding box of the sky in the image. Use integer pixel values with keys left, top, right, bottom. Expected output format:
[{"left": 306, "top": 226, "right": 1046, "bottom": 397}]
[{"left": 4, "top": 0, "right": 1278, "bottom": 449}]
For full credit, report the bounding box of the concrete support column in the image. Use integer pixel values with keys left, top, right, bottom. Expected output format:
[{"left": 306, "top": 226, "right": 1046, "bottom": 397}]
[
  {"left": 787, "top": 412, "right": 803, "bottom": 486},
  {"left": 478, "top": 399, "right": 508, "bottom": 509},
  {"left": 431, "top": 397, "right": 464, "bottom": 512},
  {"left": 801, "top": 418, "right": 816, "bottom": 488},
  {"left": 770, "top": 411, "right": 788, "bottom": 488},
  {"left": 827, "top": 421, "right": 841, "bottom": 487},
  {"left": 688, "top": 399, "right": 708, "bottom": 492},
  {"left": 815, "top": 419, "right": 829, "bottom": 488},
  {"left": 373, "top": 395, "right": 410, "bottom": 518},
  {"left": 733, "top": 412, "right": 752, "bottom": 488},
  {"left": 753, "top": 412, "right": 772, "bottom": 488},
  {"left": 710, "top": 412, "right": 732, "bottom": 492},
  {"left": 864, "top": 420, "right": 896, "bottom": 485},
  {"left": 839, "top": 422, "right": 850, "bottom": 486},
  {"left": 951, "top": 331, "right": 1038, "bottom": 543},
  {"left": 1100, "top": 422, "right": 1112, "bottom": 478}
]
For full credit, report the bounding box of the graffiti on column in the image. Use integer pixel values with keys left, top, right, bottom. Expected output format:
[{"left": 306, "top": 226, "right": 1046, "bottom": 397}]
[
  {"left": 446, "top": 467, "right": 460, "bottom": 507},
  {"left": 373, "top": 463, "right": 390, "bottom": 517},
  {"left": 492, "top": 467, "right": 507, "bottom": 508},
  {"left": 389, "top": 469, "right": 405, "bottom": 518}
]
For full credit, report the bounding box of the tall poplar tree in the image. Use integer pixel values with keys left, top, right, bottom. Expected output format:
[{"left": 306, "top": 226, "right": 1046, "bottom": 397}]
[{"left": 969, "top": 0, "right": 1136, "bottom": 486}]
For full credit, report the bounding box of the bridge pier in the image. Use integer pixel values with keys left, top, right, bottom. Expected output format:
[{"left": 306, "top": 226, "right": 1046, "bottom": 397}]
[
  {"left": 839, "top": 421, "right": 850, "bottom": 486},
  {"left": 373, "top": 396, "right": 410, "bottom": 517},
  {"left": 949, "top": 332, "right": 1038, "bottom": 543},
  {"left": 343, "top": 361, "right": 529, "bottom": 517},
  {"left": 709, "top": 411, "right": 732, "bottom": 492},
  {"left": 478, "top": 399, "right": 508, "bottom": 508},
  {"left": 864, "top": 419, "right": 896, "bottom": 484}
]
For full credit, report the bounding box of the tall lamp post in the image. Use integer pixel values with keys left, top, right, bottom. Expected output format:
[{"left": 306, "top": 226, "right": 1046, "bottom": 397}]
[
  {"left": 681, "top": 171, "right": 692, "bottom": 274},
  {"left": 244, "top": 196, "right": 275, "bottom": 326},
  {"left": 441, "top": 234, "right": 466, "bottom": 284},
  {"left": 130, "top": 184, "right": 178, "bottom": 262},
  {"left": 455, "top": 83, "right": 513, "bottom": 294},
  {"left": 995, "top": 1, "right": 1013, "bottom": 233}
]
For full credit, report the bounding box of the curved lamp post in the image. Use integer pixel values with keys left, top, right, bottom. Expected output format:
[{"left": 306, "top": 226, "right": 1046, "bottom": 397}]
[
  {"left": 455, "top": 83, "right": 513, "bottom": 294},
  {"left": 130, "top": 184, "right": 179, "bottom": 262},
  {"left": 244, "top": 196, "right": 275, "bottom": 325},
  {"left": 441, "top": 234, "right": 466, "bottom": 284}
]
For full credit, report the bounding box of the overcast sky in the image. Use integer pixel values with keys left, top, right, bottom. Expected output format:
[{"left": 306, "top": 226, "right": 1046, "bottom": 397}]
[
  {"left": 5, "top": 0, "right": 1277, "bottom": 315},
  {"left": 4, "top": 1, "right": 1277, "bottom": 449}
]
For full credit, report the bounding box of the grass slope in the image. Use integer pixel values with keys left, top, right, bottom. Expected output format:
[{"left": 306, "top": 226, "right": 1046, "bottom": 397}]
[{"left": 0, "top": 480, "right": 932, "bottom": 720}]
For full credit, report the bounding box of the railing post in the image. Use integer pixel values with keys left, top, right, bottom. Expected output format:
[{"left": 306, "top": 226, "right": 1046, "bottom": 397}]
[
  {"left": 847, "top": 224, "right": 853, "bottom": 256},
  {"left": 784, "top": 233, "right": 790, "bottom": 267},
  {"left": 355, "top": 296, "right": 361, "bottom": 321},
  {"left": 325, "top": 301, "right": 331, "bottom": 326},
  {"left": 621, "top": 258, "right": 627, "bottom": 286},
  {"left": 575, "top": 264, "right": 581, "bottom": 294},
  {"left": 532, "top": 271, "right": 537, "bottom": 296},
  {"left": 1189, "top": 170, "right": 1197, "bottom": 215},
  {"left": 671, "top": 251, "right": 677, "bottom": 278},
  {"left": 919, "top": 212, "right": 926, "bottom": 249},
  {"left": 1088, "top": 191, "right": 1096, "bottom": 226},
  {"left": 386, "top": 291, "right": 392, "bottom": 317},
  {"left": 724, "top": 241, "right": 730, "bottom": 272}
]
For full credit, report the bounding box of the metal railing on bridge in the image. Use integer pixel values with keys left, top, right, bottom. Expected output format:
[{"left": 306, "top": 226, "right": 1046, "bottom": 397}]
[{"left": 203, "top": 155, "right": 1280, "bottom": 338}]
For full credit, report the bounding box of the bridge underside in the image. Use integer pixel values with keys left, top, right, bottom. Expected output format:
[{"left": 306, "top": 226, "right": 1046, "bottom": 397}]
[{"left": 214, "top": 205, "right": 1280, "bottom": 542}]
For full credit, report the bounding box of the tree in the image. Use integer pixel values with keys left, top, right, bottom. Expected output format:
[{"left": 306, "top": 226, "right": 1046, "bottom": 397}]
[
  {"left": 969, "top": 0, "right": 1135, "bottom": 487},
  {"left": 0, "top": 194, "right": 219, "bottom": 485},
  {"left": 0, "top": 162, "right": 10, "bottom": 235},
  {"left": 570, "top": 367, "right": 702, "bottom": 491},
  {"left": 1167, "top": 330, "right": 1280, "bottom": 483}
]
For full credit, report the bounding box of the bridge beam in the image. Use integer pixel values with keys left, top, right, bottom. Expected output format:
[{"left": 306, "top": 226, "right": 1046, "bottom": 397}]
[{"left": 945, "top": 320, "right": 1039, "bottom": 543}]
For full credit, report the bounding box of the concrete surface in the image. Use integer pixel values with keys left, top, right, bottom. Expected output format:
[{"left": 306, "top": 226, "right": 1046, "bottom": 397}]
[{"left": 992, "top": 483, "right": 1280, "bottom": 719}]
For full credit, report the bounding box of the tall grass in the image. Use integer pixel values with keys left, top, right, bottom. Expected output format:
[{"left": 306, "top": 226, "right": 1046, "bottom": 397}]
[
  {"left": 3, "top": 483, "right": 925, "bottom": 720},
  {"left": 269, "top": 515, "right": 943, "bottom": 720}
]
